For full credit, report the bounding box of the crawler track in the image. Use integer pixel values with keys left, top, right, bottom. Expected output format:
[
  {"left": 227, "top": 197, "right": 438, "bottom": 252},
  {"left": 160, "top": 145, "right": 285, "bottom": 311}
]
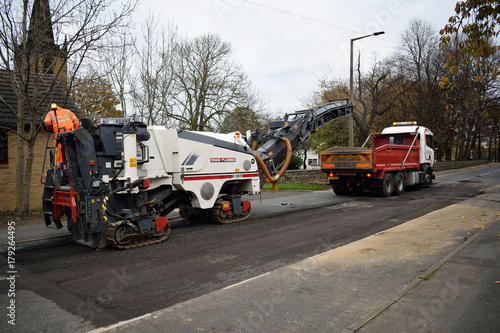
[
  {"left": 105, "top": 221, "right": 170, "bottom": 249},
  {"left": 210, "top": 203, "right": 251, "bottom": 223}
]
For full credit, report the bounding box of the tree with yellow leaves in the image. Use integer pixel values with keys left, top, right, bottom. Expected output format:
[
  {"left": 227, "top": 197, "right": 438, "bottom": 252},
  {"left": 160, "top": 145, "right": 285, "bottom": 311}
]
[
  {"left": 439, "top": 1, "right": 500, "bottom": 161},
  {"left": 440, "top": 0, "right": 499, "bottom": 88},
  {"left": 71, "top": 74, "right": 122, "bottom": 122}
]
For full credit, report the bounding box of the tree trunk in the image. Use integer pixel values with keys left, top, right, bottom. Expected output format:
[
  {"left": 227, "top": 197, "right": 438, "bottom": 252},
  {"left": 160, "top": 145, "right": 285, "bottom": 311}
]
[
  {"left": 476, "top": 132, "right": 481, "bottom": 160},
  {"left": 22, "top": 138, "right": 35, "bottom": 214},
  {"left": 497, "top": 132, "right": 500, "bottom": 162},
  {"left": 15, "top": 116, "right": 25, "bottom": 213},
  {"left": 303, "top": 149, "right": 307, "bottom": 170},
  {"left": 21, "top": 111, "right": 39, "bottom": 214},
  {"left": 445, "top": 143, "right": 452, "bottom": 161},
  {"left": 487, "top": 134, "right": 492, "bottom": 161},
  {"left": 463, "top": 126, "right": 475, "bottom": 161}
]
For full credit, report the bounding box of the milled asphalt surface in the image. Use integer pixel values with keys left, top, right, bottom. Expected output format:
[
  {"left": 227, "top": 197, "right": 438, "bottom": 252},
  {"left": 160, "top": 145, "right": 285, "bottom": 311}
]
[
  {"left": 1, "top": 183, "right": 499, "bottom": 332},
  {"left": 82, "top": 186, "right": 498, "bottom": 333}
]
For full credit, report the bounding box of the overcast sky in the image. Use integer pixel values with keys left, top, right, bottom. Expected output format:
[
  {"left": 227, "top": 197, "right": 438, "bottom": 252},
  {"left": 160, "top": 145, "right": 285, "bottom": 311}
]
[{"left": 137, "top": 0, "right": 459, "bottom": 116}]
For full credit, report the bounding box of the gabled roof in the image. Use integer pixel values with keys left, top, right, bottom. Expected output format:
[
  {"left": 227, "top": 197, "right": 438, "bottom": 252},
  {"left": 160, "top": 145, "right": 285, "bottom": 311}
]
[{"left": 0, "top": 69, "right": 79, "bottom": 128}]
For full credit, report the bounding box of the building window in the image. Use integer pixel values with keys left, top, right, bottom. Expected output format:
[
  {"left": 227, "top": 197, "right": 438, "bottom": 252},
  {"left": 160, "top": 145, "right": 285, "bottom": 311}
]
[
  {"left": 43, "top": 58, "right": 53, "bottom": 74},
  {"left": 0, "top": 129, "right": 8, "bottom": 164},
  {"left": 308, "top": 159, "right": 318, "bottom": 166}
]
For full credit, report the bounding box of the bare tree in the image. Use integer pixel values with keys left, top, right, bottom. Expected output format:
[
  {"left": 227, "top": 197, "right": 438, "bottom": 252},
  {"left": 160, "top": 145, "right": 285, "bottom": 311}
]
[
  {"left": 129, "top": 16, "right": 178, "bottom": 126},
  {"left": 393, "top": 19, "right": 455, "bottom": 160},
  {"left": 97, "top": 29, "right": 135, "bottom": 116},
  {"left": 0, "top": 0, "right": 137, "bottom": 214},
  {"left": 396, "top": 19, "right": 446, "bottom": 125},
  {"left": 354, "top": 55, "right": 412, "bottom": 143},
  {"left": 171, "top": 33, "right": 256, "bottom": 131}
]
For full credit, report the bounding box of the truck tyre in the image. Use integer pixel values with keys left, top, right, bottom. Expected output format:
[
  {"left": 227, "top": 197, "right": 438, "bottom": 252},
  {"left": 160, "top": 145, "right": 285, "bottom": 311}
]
[
  {"left": 394, "top": 173, "right": 405, "bottom": 196},
  {"left": 421, "top": 166, "right": 432, "bottom": 188},
  {"left": 333, "top": 184, "right": 349, "bottom": 195},
  {"left": 379, "top": 172, "right": 394, "bottom": 197}
]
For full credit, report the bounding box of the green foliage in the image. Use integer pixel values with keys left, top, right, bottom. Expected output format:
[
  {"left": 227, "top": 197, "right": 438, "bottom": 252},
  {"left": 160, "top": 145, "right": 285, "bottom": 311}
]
[
  {"left": 311, "top": 75, "right": 349, "bottom": 103},
  {"left": 218, "top": 106, "right": 269, "bottom": 134},
  {"left": 287, "top": 153, "right": 303, "bottom": 170},
  {"left": 305, "top": 75, "right": 350, "bottom": 151},
  {"left": 306, "top": 117, "right": 350, "bottom": 151}
]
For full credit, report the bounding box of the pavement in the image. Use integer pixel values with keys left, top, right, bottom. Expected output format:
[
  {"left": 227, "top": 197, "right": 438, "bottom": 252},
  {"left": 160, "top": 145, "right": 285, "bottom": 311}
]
[{"left": 1, "top": 185, "right": 500, "bottom": 332}]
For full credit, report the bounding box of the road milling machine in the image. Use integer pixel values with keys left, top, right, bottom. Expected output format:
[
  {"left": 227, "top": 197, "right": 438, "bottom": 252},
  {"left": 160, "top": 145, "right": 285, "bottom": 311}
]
[{"left": 42, "top": 100, "right": 352, "bottom": 249}]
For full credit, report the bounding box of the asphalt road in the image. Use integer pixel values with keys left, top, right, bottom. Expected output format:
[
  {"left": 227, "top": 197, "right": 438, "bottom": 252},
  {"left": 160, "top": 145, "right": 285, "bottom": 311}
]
[{"left": 1, "top": 164, "right": 499, "bottom": 329}]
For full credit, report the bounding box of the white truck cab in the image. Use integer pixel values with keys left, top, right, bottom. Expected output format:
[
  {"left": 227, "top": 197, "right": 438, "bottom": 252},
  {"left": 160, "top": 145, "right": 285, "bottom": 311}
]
[{"left": 381, "top": 121, "right": 436, "bottom": 168}]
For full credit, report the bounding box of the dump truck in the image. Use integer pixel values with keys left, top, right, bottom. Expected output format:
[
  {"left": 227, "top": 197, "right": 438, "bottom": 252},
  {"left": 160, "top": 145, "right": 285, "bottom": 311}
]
[{"left": 320, "top": 122, "right": 436, "bottom": 197}]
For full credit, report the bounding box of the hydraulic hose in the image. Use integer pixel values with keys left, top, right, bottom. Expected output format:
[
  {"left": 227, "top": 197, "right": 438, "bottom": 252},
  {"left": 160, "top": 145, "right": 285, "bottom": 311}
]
[{"left": 254, "top": 137, "right": 292, "bottom": 193}]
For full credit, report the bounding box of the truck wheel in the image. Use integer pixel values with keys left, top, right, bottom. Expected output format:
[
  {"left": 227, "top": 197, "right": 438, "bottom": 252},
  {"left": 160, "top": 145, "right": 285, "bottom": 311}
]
[
  {"left": 379, "top": 173, "right": 394, "bottom": 197},
  {"left": 421, "top": 167, "right": 432, "bottom": 188},
  {"left": 394, "top": 173, "right": 405, "bottom": 196},
  {"left": 333, "top": 185, "right": 349, "bottom": 195}
]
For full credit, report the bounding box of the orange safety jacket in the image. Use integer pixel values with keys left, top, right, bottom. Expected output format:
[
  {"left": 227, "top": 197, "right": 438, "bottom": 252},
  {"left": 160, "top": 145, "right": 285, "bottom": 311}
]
[
  {"left": 44, "top": 107, "right": 80, "bottom": 165},
  {"left": 44, "top": 107, "right": 80, "bottom": 143}
]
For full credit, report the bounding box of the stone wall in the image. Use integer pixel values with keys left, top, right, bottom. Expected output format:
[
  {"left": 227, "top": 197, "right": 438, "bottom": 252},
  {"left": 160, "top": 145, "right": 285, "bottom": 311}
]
[
  {"left": 279, "top": 160, "right": 489, "bottom": 185},
  {"left": 433, "top": 160, "right": 488, "bottom": 171},
  {"left": 279, "top": 170, "right": 328, "bottom": 185}
]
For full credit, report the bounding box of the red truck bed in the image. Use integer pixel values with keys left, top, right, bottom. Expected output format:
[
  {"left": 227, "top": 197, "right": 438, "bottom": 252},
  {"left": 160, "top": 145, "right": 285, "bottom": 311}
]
[
  {"left": 321, "top": 132, "right": 421, "bottom": 173},
  {"left": 371, "top": 133, "right": 420, "bottom": 172}
]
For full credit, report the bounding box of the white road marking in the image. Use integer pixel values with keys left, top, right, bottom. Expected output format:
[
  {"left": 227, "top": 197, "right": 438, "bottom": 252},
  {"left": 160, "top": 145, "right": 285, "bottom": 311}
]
[
  {"left": 223, "top": 271, "right": 271, "bottom": 290},
  {"left": 86, "top": 313, "right": 152, "bottom": 332}
]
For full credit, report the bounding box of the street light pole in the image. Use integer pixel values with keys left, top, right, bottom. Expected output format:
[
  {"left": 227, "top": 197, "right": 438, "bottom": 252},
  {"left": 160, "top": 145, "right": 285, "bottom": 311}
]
[{"left": 349, "top": 31, "right": 385, "bottom": 147}]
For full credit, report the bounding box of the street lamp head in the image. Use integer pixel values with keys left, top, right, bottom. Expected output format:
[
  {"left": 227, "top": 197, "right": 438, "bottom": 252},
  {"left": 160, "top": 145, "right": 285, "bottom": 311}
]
[{"left": 373, "top": 31, "right": 385, "bottom": 36}]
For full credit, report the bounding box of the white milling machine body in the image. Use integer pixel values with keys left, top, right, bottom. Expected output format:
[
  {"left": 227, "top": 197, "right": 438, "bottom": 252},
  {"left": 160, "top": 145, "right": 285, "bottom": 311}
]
[
  {"left": 145, "top": 127, "right": 260, "bottom": 213},
  {"left": 42, "top": 101, "right": 352, "bottom": 249}
]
